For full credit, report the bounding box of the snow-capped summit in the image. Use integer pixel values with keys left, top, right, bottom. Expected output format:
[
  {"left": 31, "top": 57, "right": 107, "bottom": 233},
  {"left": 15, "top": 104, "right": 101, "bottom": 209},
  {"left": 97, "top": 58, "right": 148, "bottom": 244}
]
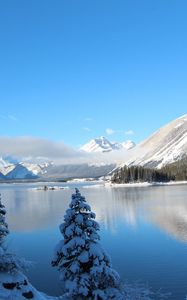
[
  {"left": 0, "top": 157, "right": 15, "bottom": 176},
  {"left": 80, "top": 137, "right": 135, "bottom": 153},
  {"left": 0, "top": 156, "right": 17, "bottom": 168},
  {"left": 121, "top": 140, "right": 136, "bottom": 150},
  {"left": 127, "top": 114, "right": 187, "bottom": 168},
  {"left": 0, "top": 158, "right": 9, "bottom": 168},
  {"left": 80, "top": 137, "right": 116, "bottom": 153}
]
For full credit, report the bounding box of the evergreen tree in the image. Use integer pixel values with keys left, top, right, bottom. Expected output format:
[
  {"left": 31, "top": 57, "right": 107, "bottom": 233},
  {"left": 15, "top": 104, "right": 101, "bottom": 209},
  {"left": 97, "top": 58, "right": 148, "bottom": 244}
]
[
  {"left": 0, "top": 195, "right": 28, "bottom": 274},
  {"left": 111, "top": 165, "right": 171, "bottom": 184},
  {"left": 0, "top": 195, "right": 9, "bottom": 248},
  {"left": 0, "top": 196, "right": 51, "bottom": 300},
  {"left": 52, "top": 188, "right": 123, "bottom": 300}
]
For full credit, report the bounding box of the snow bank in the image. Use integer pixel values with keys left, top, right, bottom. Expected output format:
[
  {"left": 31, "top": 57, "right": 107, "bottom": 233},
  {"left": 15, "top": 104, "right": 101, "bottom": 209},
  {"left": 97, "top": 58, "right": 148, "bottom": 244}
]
[
  {"left": 106, "top": 182, "right": 152, "bottom": 188},
  {"left": 0, "top": 271, "right": 58, "bottom": 300},
  {"left": 106, "top": 181, "right": 187, "bottom": 188}
]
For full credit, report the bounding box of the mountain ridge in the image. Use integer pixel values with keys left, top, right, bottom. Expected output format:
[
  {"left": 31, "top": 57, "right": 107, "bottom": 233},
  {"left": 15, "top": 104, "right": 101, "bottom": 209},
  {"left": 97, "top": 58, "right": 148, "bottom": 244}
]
[
  {"left": 0, "top": 114, "right": 187, "bottom": 180},
  {"left": 80, "top": 136, "right": 135, "bottom": 153},
  {"left": 126, "top": 114, "right": 187, "bottom": 168}
]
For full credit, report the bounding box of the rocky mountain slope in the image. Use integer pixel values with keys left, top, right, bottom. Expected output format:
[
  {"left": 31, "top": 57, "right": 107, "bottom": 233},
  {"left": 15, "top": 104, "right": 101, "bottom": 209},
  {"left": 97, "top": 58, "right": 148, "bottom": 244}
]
[{"left": 127, "top": 114, "right": 187, "bottom": 168}]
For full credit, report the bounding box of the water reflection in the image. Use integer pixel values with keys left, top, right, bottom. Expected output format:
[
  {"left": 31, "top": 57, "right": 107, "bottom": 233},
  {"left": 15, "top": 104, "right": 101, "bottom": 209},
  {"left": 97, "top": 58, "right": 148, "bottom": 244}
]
[
  {"left": 83, "top": 185, "right": 187, "bottom": 243},
  {"left": 1, "top": 184, "right": 187, "bottom": 243},
  {"left": 148, "top": 196, "right": 187, "bottom": 243},
  {"left": 112, "top": 185, "right": 187, "bottom": 243},
  {"left": 2, "top": 189, "right": 71, "bottom": 231},
  {"left": 1, "top": 183, "right": 187, "bottom": 299}
]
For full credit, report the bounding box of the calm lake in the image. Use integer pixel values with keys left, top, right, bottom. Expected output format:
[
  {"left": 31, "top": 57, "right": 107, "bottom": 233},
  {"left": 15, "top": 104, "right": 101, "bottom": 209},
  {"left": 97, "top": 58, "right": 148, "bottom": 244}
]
[{"left": 1, "top": 182, "right": 187, "bottom": 300}]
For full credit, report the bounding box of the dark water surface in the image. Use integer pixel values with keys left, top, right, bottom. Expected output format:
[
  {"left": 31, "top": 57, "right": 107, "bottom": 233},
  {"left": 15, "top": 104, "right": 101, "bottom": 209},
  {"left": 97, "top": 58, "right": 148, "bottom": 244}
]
[{"left": 1, "top": 182, "right": 187, "bottom": 299}]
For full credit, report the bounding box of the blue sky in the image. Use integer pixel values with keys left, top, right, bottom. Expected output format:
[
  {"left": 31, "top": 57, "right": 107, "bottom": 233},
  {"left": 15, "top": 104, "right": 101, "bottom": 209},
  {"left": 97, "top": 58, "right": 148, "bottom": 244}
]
[{"left": 0, "top": 0, "right": 187, "bottom": 148}]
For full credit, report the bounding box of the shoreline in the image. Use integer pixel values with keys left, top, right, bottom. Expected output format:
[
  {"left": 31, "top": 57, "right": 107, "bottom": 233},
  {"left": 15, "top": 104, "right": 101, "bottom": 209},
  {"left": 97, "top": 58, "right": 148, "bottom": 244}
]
[
  {"left": 106, "top": 180, "right": 187, "bottom": 188},
  {"left": 0, "top": 179, "right": 187, "bottom": 188}
]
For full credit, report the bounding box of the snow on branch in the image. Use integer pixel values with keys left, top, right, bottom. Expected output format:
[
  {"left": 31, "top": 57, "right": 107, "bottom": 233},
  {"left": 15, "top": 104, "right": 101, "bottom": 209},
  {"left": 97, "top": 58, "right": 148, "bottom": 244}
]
[{"left": 52, "top": 188, "right": 124, "bottom": 299}]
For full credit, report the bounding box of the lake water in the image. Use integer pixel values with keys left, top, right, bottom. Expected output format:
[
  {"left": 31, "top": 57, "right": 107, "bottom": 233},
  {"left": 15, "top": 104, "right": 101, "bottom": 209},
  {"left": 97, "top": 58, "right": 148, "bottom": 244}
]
[{"left": 1, "top": 182, "right": 187, "bottom": 300}]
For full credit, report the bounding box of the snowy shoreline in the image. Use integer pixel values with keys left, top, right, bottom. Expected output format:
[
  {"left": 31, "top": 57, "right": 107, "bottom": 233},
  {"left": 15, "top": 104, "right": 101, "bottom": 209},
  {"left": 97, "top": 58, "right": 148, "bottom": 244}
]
[
  {"left": 0, "top": 179, "right": 187, "bottom": 189},
  {"left": 105, "top": 180, "right": 187, "bottom": 188},
  {"left": 78, "top": 180, "right": 187, "bottom": 189}
]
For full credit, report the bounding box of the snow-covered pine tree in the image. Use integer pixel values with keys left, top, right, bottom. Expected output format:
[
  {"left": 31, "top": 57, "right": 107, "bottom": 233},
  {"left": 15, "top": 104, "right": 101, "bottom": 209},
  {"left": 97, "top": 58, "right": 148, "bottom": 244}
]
[
  {"left": 0, "top": 195, "right": 50, "bottom": 300},
  {"left": 52, "top": 188, "right": 124, "bottom": 300},
  {"left": 0, "top": 195, "right": 28, "bottom": 274},
  {"left": 0, "top": 194, "right": 9, "bottom": 248}
]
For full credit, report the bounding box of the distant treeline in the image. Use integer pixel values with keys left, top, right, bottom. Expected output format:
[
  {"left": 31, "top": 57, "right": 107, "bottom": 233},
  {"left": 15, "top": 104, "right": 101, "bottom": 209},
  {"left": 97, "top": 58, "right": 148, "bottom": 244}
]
[
  {"left": 111, "top": 159, "right": 187, "bottom": 183},
  {"left": 111, "top": 165, "right": 172, "bottom": 184},
  {"left": 161, "top": 158, "right": 187, "bottom": 181}
]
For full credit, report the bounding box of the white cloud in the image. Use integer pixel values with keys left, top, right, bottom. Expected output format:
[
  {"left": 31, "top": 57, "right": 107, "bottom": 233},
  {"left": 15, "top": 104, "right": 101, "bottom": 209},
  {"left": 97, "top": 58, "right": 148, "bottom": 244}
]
[
  {"left": 0, "top": 136, "right": 88, "bottom": 164},
  {"left": 125, "top": 130, "right": 134, "bottom": 135},
  {"left": 82, "top": 127, "right": 91, "bottom": 132},
  {"left": 0, "top": 135, "right": 139, "bottom": 166},
  {"left": 106, "top": 128, "right": 115, "bottom": 135}
]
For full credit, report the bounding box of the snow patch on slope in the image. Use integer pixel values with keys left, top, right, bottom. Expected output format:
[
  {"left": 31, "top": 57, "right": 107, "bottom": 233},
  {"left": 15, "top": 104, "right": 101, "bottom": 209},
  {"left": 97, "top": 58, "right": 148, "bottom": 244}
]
[{"left": 126, "top": 114, "right": 187, "bottom": 168}]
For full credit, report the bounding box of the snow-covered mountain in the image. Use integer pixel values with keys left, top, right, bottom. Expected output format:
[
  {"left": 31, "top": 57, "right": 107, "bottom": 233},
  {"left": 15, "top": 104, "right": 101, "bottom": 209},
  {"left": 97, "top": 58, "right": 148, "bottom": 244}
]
[
  {"left": 80, "top": 136, "right": 135, "bottom": 153},
  {"left": 1, "top": 114, "right": 187, "bottom": 180},
  {"left": 80, "top": 137, "right": 118, "bottom": 152},
  {"left": 21, "top": 162, "right": 51, "bottom": 176},
  {"left": 0, "top": 157, "right": 17, "bottom": 176},
  {"left": 6, "top": 164, "right": 37, "bottom": 180},
  {"left": 0, "top": 159, "right": 115, "bottom": 180},
  {"left": 0, "top": 158, "right": 9, "bottom": 168},
  {"left": 127, "top": 114, "right": 187, "bottom": 168},
  {"left": 121, "top": 140, "right": 136, "bottom": 150},
  {"left": 0, "top": 157, "right": 52, "bottom": 180}
]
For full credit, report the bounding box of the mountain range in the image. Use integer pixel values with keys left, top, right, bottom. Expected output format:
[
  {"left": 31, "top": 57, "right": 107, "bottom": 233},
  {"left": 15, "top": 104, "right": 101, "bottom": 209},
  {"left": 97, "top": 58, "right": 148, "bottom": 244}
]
[
  {"left": 0, "top": 114, "right": 187, "bottom": 180},
  {"left": 0, "top": 159, "right": 52, "bottom": 180}
]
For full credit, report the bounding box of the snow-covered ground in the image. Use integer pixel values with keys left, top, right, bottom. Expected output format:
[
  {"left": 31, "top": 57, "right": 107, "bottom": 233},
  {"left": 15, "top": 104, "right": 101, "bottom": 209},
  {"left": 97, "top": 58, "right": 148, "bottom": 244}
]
[
  {"left": 0, "top": 271, "right": 59, "bottom": 300},
  {"left": 105, "top": 181, "right": 187, "bottom": 188},
  {"left": 79, "top": 179, "right": 187, "bottom": 189},
  {"left": 79, "top": 180, "right": 187, "bottom": 189}
]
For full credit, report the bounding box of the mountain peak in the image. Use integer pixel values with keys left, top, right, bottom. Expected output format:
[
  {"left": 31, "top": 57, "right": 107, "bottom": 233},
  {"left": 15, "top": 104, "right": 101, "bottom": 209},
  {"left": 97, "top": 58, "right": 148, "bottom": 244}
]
[
  {"left": 80, "top": 137, "right": 113, "bottom": 153},
  {"left": 80, "top": 137, "right": 136, "bottom": 153},
  {"left": 121, "top": 140, "right": 136, "bottom": 150}
]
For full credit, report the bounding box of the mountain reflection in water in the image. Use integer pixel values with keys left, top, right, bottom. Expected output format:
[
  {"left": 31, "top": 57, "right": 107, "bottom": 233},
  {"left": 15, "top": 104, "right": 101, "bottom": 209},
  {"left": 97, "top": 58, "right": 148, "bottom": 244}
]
[
  {"left": 1, "top": 183, "right": 187, "bottom": 299},
  {"left": 1, "top": 183, "right": 187, "bottom": 243}
]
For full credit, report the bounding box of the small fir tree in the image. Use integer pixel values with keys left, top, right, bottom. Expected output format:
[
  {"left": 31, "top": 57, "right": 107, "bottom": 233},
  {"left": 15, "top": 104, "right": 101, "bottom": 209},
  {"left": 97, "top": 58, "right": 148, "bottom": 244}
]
[
  {"left": 52, "top": 188, "right": 124, "bottom": 300},
  {"left": 0, "top": 196, "right": 50, "bottom": 300},
  {"left": 0, "top": 195, "right": 9, "bottom": 247},
  {"left": 0, "top": 195, "right": 28, "bottom": 274}
]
